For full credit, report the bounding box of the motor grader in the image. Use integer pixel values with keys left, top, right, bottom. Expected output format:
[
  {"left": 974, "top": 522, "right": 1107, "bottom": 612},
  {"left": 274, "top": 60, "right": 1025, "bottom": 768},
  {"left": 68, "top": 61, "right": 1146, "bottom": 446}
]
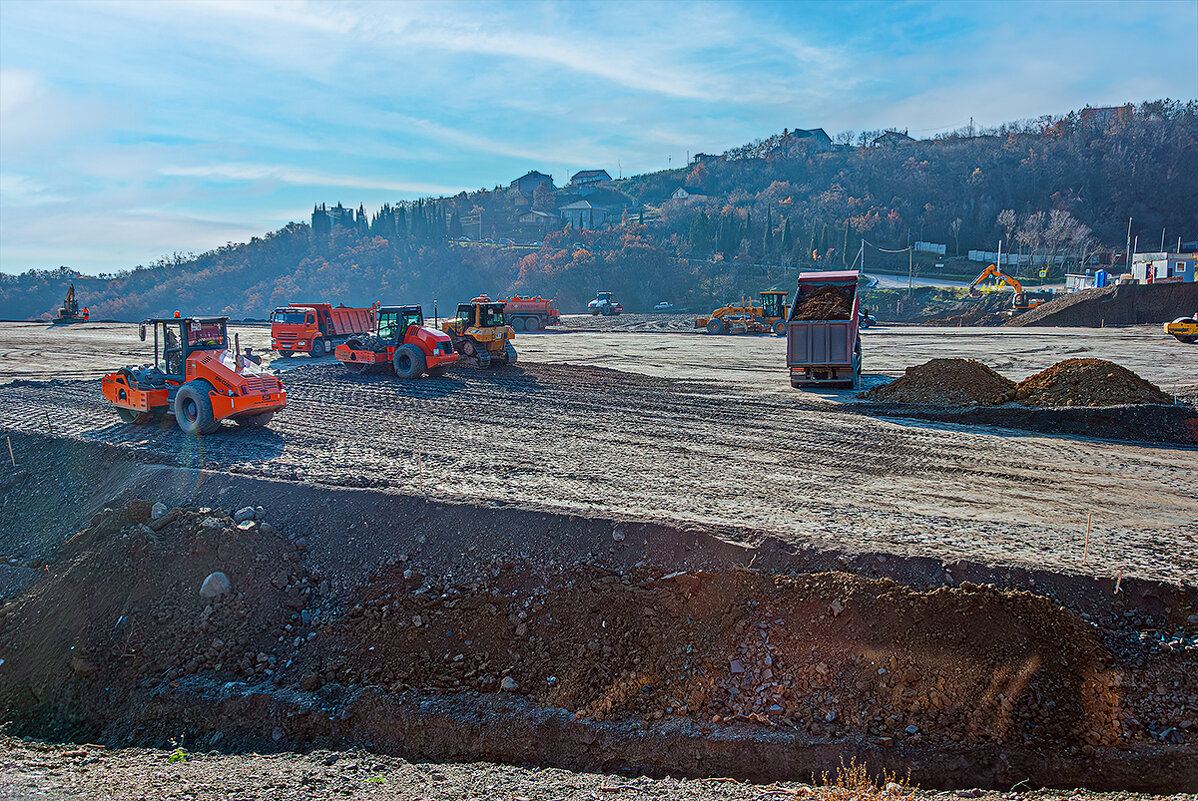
[
  {"left": 441, "top": 295, "right": 517, "bottom": 367},
  {"left": 696, "top": 290, "right": 789, "bottom": 336},
  {"left": 101, "top": 314, "right": 285, "bottom": 435}
]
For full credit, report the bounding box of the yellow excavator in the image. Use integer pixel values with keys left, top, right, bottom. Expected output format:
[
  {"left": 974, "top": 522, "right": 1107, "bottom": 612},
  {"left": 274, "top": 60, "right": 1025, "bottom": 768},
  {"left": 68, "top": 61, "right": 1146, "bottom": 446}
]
[
  {"left": 968, "top": 264, "right": 1041, "bottom": 312},
  {"left": 696, "top": 290, "right": 790, "bottom": 336}
]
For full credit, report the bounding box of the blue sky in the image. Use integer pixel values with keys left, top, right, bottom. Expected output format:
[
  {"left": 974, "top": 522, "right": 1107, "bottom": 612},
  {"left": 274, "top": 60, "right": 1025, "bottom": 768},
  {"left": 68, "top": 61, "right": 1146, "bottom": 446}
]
[{"left": 1, "top": 0, "right": 1195, "bottom": 275}]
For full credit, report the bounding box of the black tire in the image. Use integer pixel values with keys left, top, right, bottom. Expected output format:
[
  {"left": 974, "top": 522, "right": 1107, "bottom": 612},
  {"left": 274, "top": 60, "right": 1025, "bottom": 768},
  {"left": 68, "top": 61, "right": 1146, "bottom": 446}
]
[
  {"left": 278, "top": 350, "right": 293, "bottom": 359},
  {"left": 773, "top": 320, "right": 786, "bottom": 336},
  {"left": 174, "top": 381, "right": 220, "bottom": 435},
  {"left": 525, "top": 316, "right": 540, "bottom": 332},
  {"left": 1176, "top": 335, "right": 1198, "bottom": 344},
  {"left": 504, "top": 342, "right": 517, "bottom": 364},
  {"left": 393, "top": 344, "right": 426, "bottom": 379},
  {"left": 511, "top": 317, "right": 525, "bottom": 332},
  {"left": 311, "top": 339, "right": 326, "bottom": 358},
  {"left": 706, "top": 318, "right": 724, "bottom": 335},
  {"left": 235, "top": 411, "right": 274, "bottom": 428},
  {"left": 428, "top": 365, "right": 448, "bottom": 377}
]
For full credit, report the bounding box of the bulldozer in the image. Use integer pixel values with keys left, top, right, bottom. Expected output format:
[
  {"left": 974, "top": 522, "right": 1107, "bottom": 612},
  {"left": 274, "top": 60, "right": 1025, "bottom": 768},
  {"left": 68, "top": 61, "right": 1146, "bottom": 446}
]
[
  {"left": 101, "top": 313, "right": 286, "bottom": 435},
  {"left": 441, "top": 295, "right": 517, "bottom": 368},
  {"left": 696, "top": 290, "right": 789, "bottom": 336},
  {"left": 968, "top": 264, "right": 1042, "bottom": 312}
]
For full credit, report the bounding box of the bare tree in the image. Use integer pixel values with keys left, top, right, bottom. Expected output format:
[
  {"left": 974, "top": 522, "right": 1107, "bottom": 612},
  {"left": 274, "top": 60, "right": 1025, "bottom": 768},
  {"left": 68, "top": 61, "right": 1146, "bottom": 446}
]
[
  {"left": 949, "top": 218, "right": 962, "bottom": 256},
  {"left": 1044, "top": 209, "right": 1074, "bottom": 274},
  {"left": 1016, "top": 212, "right": 1046, "bottom": 277},
  {"left": 996, "top": 209, "right": 1017, "bottom": 257}
]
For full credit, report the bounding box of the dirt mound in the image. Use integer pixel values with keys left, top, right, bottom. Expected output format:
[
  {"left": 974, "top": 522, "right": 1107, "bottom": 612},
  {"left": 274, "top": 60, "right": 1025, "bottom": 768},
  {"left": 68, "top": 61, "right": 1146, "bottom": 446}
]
[
  {"left": 861, "top": 358, "right": 1015, "bottom": 406},
  {"left": 1006, "top": 282, "right": 1198, "bottom": 328},
  {"left": 793, "top": 284, "right": 853, "bottom": 321},
  {"left": 1016, "top": 359, "right": 1174, "bottom": 407}
]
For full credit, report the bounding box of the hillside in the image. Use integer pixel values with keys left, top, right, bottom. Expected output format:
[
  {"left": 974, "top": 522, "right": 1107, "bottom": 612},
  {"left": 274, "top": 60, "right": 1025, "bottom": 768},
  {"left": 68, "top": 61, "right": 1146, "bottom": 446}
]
[{"left": 2, "top": 99, "right": 1195, "bottom": 321}]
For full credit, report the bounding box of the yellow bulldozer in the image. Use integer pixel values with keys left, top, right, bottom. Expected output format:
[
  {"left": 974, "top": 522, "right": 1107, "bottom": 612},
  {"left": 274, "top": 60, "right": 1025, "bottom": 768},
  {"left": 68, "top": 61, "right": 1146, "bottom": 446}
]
[
  {"left": 441, "top": 295, "right": 517, "bottom": 367},
  {"left": 695, "top": 290, "right": 790, "bottom": 336}
]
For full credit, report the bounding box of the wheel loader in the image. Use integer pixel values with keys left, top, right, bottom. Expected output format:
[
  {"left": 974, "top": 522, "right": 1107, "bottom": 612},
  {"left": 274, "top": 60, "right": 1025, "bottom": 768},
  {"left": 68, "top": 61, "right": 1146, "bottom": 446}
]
[
  {"left": 696, "top": 290, "right": 789, "bottom": 336},
  {"left": 101, "top": 314, "right": 286, "bottom": 435},
  {"left": 441, "top": 295, "right": 517, "bottom": 367}
]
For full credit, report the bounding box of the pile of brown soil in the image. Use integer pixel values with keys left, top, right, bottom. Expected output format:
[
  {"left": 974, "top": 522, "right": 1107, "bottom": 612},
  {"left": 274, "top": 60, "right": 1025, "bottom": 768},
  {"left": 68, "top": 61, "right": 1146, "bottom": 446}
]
[
  {"left": 792, "top": 285, "right": 853, "bottom": 321},
  {"left": 861, "top": 358, "right": 1015, "bottom": 406},
  {"left": 1016, "top": 359, "right": 1174, "bottom": 407}
]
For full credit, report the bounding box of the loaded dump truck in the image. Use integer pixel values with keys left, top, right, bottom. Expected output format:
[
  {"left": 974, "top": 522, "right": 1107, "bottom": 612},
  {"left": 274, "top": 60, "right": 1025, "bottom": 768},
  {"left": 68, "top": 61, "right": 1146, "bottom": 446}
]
[
  {"left": 786, "top": 270, "right": 862, "bottom": 389},
  {"left": 270, "top": 302, "right": 377, "bottom": 358},
  {"left": 501, "top": 295, "right": 561, "bottom": 331}
]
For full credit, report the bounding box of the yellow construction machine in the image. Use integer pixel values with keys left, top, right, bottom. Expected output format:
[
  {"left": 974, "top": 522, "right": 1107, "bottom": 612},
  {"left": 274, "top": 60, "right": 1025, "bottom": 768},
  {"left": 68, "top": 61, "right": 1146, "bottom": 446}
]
[
  {"left": 441, "top": 295, "right": 517, "bottom": 367},
  {"left": 695, "top": 290, "right": 790, "bottom": 336},
  {"left": 1164, "top": 313, "right": 1198, "bottom": 344}
]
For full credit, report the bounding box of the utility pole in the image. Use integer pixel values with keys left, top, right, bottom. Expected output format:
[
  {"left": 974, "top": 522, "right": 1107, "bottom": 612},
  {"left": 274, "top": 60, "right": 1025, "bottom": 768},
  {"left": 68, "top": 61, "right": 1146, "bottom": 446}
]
[
  {"left": 1160, "top": 228, "right": 1165, "bottom": 252},
  {"left": 1125, "top": 217, "right": 1133, "bottom": 270},
  {"left": 908, "top": 244, "right": 913, "bottom": 296}
]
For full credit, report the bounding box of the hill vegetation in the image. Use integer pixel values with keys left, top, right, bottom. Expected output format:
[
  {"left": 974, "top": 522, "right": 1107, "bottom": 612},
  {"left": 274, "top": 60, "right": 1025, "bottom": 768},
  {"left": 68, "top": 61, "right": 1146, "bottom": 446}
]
[{"left": 2, "top": 100, "right": 1194, "bottom": 320}]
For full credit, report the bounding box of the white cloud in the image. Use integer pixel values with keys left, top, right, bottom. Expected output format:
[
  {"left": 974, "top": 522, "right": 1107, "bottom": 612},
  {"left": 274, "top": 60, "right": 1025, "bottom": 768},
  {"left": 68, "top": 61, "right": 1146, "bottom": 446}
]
[{"left": 157, "top": 163, "right": 460, "bottom": 196}]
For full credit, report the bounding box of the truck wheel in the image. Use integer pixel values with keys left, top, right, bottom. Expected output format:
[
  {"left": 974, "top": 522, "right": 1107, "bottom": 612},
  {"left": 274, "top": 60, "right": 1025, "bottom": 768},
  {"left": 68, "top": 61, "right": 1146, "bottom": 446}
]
[
  {"left": 504, "top": 342, "right": 518, "bottom": 364},
  {"left": 525, "top": 316, "right": 540, "bottom": 332},
  {"left": 235, "top": 412, "right": 275, "bottom": 428},
  {"left": 311, "top": 339, "right": 326, "bottom": 357},
  {"left": 706, "top": 318, "right": 724, "bottom": 335},
  {"left": 174, "top": 381, "right": 220, "bottom": 435},
  {"left": 393, "top": 344, "right": 426, "bottom": 379},
  {"left": 278, "top": 351, "right": 293, "bottom": 359},
  {"left": 511, "top": 317, "right": 525, "bottom": 332},
  {"left": 773, "top": 320, "right": 786, "bottom": 336},
  {"left": 428, "top": 365, "right": 448, "bottom": 377}
]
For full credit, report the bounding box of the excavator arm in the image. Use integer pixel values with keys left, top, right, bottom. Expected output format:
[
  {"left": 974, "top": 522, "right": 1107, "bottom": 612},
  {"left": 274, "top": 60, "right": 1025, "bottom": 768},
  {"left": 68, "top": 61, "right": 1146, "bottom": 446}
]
[{"left": 968, "top": 264, "right": 1023, "bottom": 298}]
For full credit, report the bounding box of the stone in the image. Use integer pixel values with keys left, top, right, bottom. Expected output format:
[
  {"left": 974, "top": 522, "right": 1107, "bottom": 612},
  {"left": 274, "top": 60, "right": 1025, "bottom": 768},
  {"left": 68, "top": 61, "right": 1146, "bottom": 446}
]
[
  {"left": 501, "top": 676, "right": 518, "bottom": 691},
  {"left": 299, "top": 673, "right": 322, "bottom": 691},
  {"left": 254, "top": 506, "right": 266, "bottom": 520},
  {"left": 612, "top": 531, "right": 625, "bottom": 543},
  {"left": 905, "top": 724, "right": 920, "bottom": 734},
  {"left": 236, "top": 520, "right": 257, "bottom": 531},
  {"left": 199, "top": 571, "right": 232, "bottom": 599},
  {"left": 234, "top": 507, "right": 256, "bottom": 523},
  {"left": 201, "top": 517, "right": 222, "bottom": 529},
  {"left": 729, "top": 660, "right": 744, "bottom": 674},
  {"left": 829, "top": 600, "right": 845, "bottom": 617},
  {"left": 412, "top": 614, "right": 423, "bottom": 627},
  {"left": 151, "top": 502, "right": 168, "bottom": 520}
]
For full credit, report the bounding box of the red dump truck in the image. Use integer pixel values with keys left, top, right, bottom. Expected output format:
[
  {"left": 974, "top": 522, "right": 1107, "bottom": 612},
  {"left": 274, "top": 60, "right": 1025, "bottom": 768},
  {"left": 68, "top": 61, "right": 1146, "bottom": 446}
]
[
  {"left": 501, "top": 295, "right": 561, "bottom": 331},
  {"left": 270, "top": 302, "right": 377, "bottom": 358},
  {"left": 786, "top": 270, "right": 862, "bottom": 389}
]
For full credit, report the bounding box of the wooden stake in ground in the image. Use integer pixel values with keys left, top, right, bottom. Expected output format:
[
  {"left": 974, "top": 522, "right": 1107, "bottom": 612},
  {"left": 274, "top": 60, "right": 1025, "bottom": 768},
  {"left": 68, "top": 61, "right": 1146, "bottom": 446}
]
[
  {"left": 44, "top": 410, "right": 54, "bottom": 434},
  {"left": 6, "top": 436, "right": 14, "bottom": 467},
  {"left": 1083, "top": 511, "right": 1092, "bottom": 565}
]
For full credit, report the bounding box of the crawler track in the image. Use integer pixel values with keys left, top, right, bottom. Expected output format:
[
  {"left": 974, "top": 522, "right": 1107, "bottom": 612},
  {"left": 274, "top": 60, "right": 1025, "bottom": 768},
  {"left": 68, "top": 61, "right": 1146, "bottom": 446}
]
[{"left": 1, "top": 362, "right": 1195, "bottom": 583}]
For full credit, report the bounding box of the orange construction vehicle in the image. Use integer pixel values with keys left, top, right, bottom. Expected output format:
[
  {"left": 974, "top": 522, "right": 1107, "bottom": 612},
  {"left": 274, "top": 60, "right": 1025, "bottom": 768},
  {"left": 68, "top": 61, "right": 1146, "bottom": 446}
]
[
  {"left": 335, "top": 305, "right": 459, "bottom": 378},
  {"left": 270, "top": 302, "right": 377, "bottom": 358},
  {"left": 102, "top": 314, "right": 286, "bottom": 435},
  {"left": 968, "top": 264, "right": 1042, "bottom": 312},
  {"left": 501, "top": 295, "right": 560, "bottom": 331},
  {"left": 51, "top": 284, "right": 89, "bottom": 325}
]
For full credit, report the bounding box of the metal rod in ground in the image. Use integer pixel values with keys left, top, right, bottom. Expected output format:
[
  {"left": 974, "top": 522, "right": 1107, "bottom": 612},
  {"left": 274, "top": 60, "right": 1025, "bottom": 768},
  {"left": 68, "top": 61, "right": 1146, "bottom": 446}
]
[
  {"left": 6, "top": 436, "right": 14, "bottom": 467},
  {"left": 44, "top": 410, "right": 53, "bottom": 435},
  {"left": 418, "top": 450, "right": 424, "bottom": 490},
  {"left": 1083, "top": 511, "right": 1092, "bottom": 565}
]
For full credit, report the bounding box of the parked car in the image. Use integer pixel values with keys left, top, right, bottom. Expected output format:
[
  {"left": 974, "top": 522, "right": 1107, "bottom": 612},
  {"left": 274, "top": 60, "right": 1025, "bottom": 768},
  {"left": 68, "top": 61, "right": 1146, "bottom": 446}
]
[{"left": 653, "top": 301, "right": 675, "bottom": 311}]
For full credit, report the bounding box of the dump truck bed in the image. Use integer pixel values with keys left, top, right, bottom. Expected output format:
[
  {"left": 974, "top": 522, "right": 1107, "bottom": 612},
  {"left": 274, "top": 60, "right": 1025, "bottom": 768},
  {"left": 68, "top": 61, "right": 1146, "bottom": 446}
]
[{"left": 785, "top": 270, "right": 861, "bottom": 389}]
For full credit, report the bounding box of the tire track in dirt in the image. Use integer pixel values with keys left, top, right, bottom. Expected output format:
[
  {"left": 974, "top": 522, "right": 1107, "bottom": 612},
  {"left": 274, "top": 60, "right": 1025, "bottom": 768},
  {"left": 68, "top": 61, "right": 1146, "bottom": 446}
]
[{"left": 1, "top": 362, "right": 1195, "bottom": 583}]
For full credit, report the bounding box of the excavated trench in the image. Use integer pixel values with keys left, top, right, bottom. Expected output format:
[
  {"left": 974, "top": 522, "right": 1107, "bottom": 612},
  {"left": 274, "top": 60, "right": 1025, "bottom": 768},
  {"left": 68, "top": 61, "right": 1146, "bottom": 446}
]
[{"left": 0, "top": 436, "right": 1195, "bottom": 792}]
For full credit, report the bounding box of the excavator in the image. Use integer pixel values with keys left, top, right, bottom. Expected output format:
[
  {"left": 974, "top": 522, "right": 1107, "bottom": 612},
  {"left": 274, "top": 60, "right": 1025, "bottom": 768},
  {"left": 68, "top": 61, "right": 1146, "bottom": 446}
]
[
  {"left": 968, "top": 264, "right": 1042, "bottom": 312},
  {"left": 696, "top": 290, "right": 790, "bottom": 336},
  {"left": 51, "top": 284, "right": 89, "bottom": 325},
  {"left": 101, "top": 313, "right": 286, "bottom": 435}
]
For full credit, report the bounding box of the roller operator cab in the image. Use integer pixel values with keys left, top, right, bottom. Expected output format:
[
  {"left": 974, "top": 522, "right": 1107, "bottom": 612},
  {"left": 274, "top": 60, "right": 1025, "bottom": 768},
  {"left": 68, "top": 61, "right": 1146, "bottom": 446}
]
[
  {"left": 334, "top": 305, "right": 458, "bottom": 378},
  {"left": 440, "top": 296, "right": 517, "bottom": 368},
  {"left": 101, "top": 316, "right": 286, "bottom": 435}
]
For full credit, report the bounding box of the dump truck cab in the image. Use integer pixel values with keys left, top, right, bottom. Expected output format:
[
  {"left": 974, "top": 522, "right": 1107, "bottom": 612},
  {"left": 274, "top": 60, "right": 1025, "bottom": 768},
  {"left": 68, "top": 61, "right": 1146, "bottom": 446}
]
[
  {"left": 440, "top": 295, "right": 517, "bottom": 368},
  {"left": 335, "top": 305, "right": 458, "bottom": 378},
  {"left": 101, "top": 314, "right": 286, "bottom": 434},
  {"left": 270, "top": 302, "right": 376, "bottom": 357}
]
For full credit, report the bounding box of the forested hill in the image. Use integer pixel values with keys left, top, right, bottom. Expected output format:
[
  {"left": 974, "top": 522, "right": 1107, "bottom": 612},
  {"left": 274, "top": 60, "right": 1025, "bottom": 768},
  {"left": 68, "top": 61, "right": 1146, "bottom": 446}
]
[{"left": 3, "top": 100, "right": 1195, "bottom": 320}]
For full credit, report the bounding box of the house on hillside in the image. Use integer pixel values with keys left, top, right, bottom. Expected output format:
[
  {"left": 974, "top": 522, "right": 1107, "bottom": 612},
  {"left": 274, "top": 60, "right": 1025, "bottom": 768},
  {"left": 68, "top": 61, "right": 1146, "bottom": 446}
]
[
  {"left": 690, "top": 153, "right": 720, "bottom": 165},
  {"left": 518, "top": 209, "right": 556, "bottom": 233},
  {"left": 670, "top": 187, "right": 708, "bottom": 204},
  {"left": 510, "top": 171, "right": 553, "bottom": 196},
  {"left": 569, "top": 169, "right": 612, "bottom": 192},
  {"left": 872, "top": 130, "right": 915, "bottom": 146},
  {"left": 558, "top": 188, "right": 631, "bottom": 229},
  {"left": 788, "top": 128, "right": 833, "bottom": 151},
  {"left": 1078, "top": 105, "right": 1133, "bottom": 129}
]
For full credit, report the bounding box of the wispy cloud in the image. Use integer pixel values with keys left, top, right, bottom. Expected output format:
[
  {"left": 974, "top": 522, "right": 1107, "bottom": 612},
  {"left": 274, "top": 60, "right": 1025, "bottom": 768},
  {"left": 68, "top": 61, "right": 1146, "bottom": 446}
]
[{"left": 158, "top": 164, "right": 460, "bottom": 196}]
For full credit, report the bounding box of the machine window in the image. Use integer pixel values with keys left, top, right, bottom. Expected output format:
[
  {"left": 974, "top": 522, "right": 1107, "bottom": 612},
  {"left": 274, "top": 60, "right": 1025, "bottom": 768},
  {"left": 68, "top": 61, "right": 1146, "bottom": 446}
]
[
  {"left": 402, "top": 310, "right": 423, "bottom": 329},
  {"left": 271, "top": 311, "right": 306, "bottom": 324},
  {"left": 479, "top": 304, "right": 506, "bottom": 327},
  {"left": 186, "top": 322, "right": 227, "bottom": 348},
  {"left": 377, "top": 312, "right": 399, "bottom": 341}
]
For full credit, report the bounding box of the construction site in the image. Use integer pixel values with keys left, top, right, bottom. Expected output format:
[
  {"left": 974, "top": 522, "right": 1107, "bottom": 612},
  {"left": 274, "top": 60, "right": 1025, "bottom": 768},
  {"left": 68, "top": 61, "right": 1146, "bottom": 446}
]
[{"left": 0, "top": 307, "right": 1196, "bottom": 799}]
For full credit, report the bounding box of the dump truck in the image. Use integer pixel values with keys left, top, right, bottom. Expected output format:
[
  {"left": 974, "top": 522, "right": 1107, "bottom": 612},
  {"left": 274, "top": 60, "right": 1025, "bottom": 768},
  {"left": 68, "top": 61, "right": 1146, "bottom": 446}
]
[
  {"left": 270, "top": 302, "right": 377, "bottom": 358},
  {"left": 696, "top": 290, "right": 789, "bottom": 336},
  {"left": 501, "top": 295, "right": 561, "bottom": 331},
  {"left": 441, "top": 295, "right": 517, "bottom": 367},
  {"left": 102, "top": 314, "right": 286, "bottom": 435},
  {"left": 51, "top": 284, "right": 89, "bottom": 325},
  {"left": 588, "top": 291, "right": 623, "bottom": 316},
  {"left": 1165, "top": 313, "right": 1198, "bottom": 344},
  {"left": 786, "top": 270, "right": 862, "bottom": 389},
  {"left": 335, "top": 305, "right": 458, "bottom": 378}
]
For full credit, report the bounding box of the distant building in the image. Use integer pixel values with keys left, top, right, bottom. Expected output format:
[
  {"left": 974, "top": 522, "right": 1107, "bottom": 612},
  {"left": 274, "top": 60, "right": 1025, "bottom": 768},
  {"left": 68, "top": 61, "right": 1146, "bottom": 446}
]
[
  {"left": 510, "top": 171, "right": 553, "bottom": 196},
  {"left": 690, "top": 153, "right": 720, "bottom": 165},
  {"left": 518, "top": 209, "right": 556, "bottom": 231},
  {"left": 1130, "top": 252, "right": 1196, "bottom": 283},
  {"left": 570, "top": 169, "right": 612, "bottom": 187},
  {"left": 788, "top": 128, "right": 833, "bottom": 151},
  {"left": 311, "top": 202, "right": 359, "bottom": 234},
  {"left": 1078, "top": 105, "right": 1133, "bottom": 129},
  {"left": 670, "top": 187, "right": 708, "bottom": 204},
  {"left": 872, "top": 130, "right": 915, "bottom": 146},
  {"left": 559, "top": 199, "right": 609, "bottom": 229}
]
